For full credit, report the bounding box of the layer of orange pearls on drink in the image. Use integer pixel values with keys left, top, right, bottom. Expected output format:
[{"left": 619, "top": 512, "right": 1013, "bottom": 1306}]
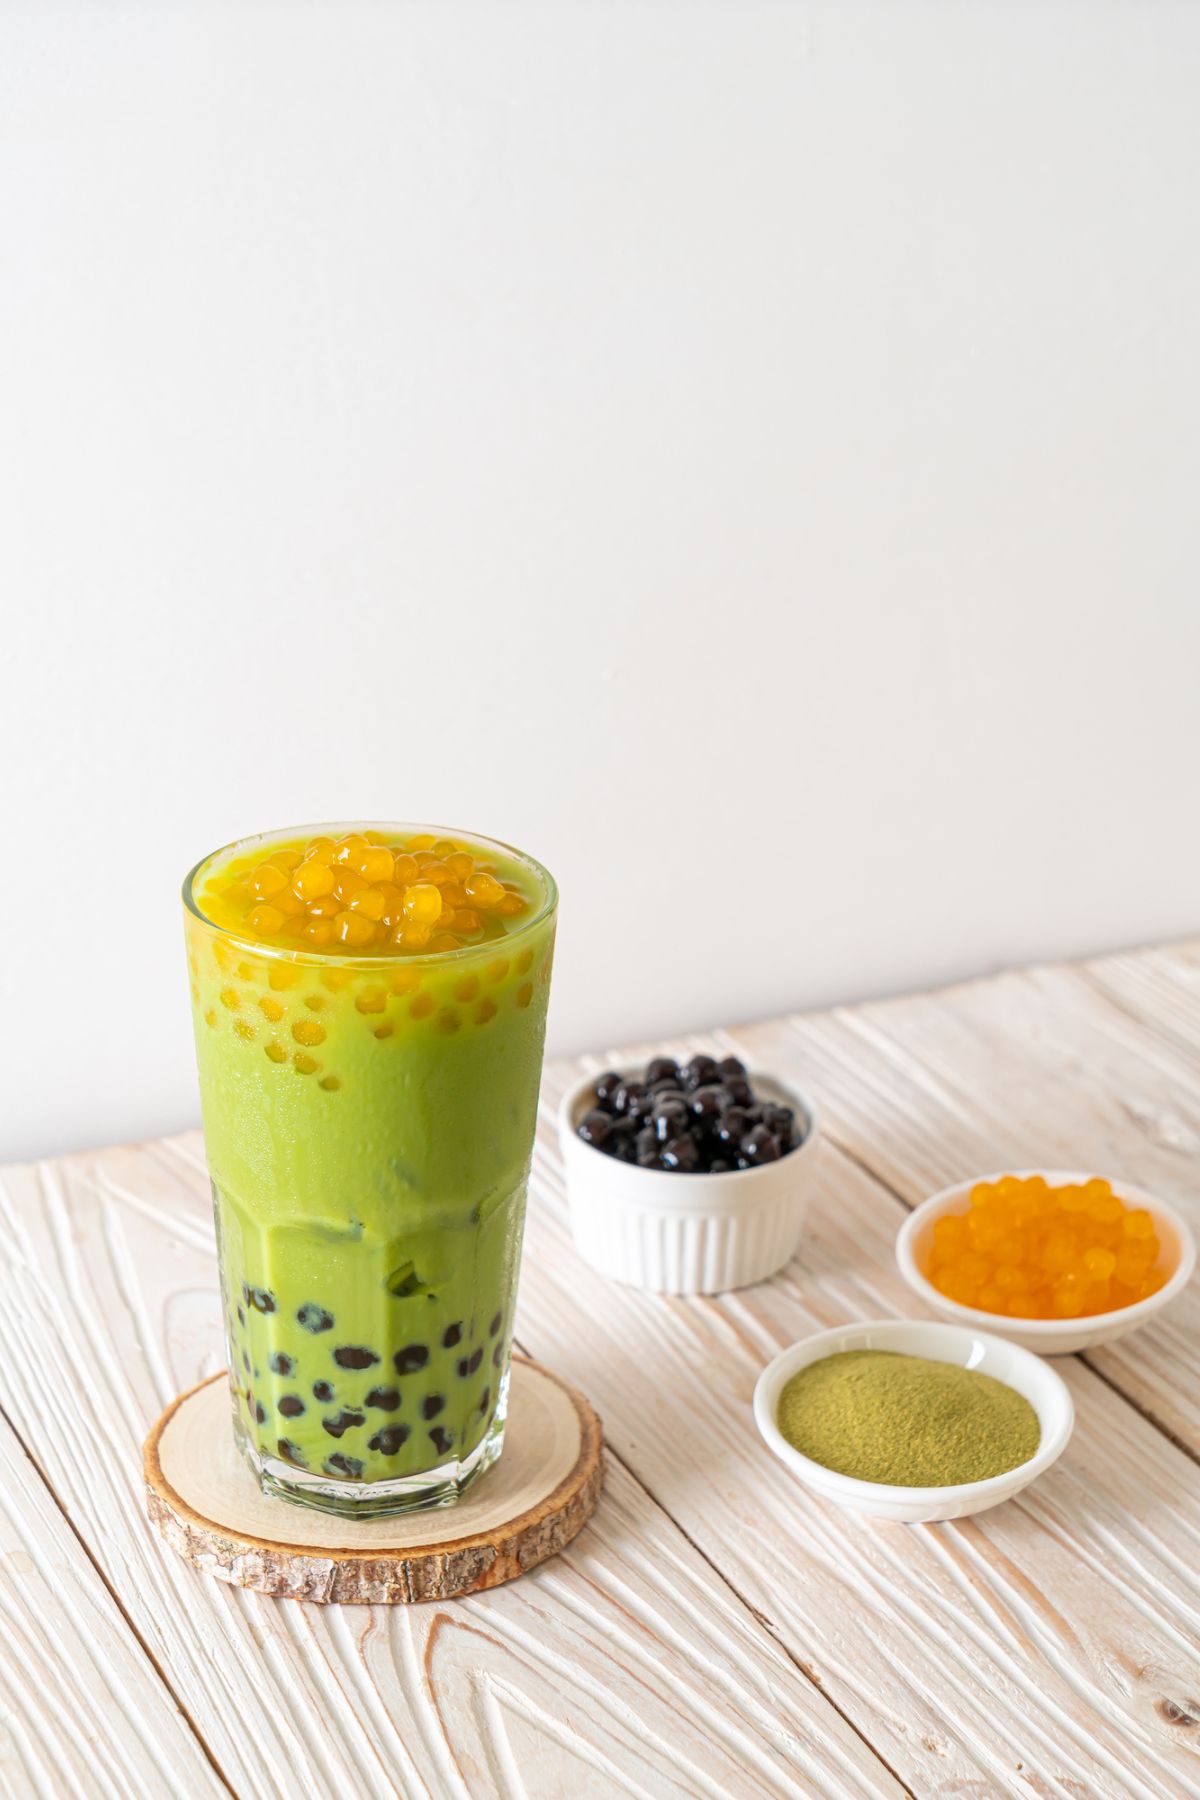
[
  {"left": 923, "top": 1175, "right": 1167, "bottom": 1319},
  {"left": 199, "top": 831, "right": 531, "bottom": 955}
]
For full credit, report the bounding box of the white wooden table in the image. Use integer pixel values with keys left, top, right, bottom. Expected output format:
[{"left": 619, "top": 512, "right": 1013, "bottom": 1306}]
[{"left": 2, "top": 941, "right": 1199, "bottom": 1799}]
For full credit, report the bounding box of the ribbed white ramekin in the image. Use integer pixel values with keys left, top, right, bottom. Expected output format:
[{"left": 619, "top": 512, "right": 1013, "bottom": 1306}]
[{"left": 557, "top": 1067, "right": 819, "bottom": 1294}]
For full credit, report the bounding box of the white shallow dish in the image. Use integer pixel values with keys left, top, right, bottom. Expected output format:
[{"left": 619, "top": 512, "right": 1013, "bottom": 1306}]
[
  {"left": 753, "top": 1318, "right": 1074, "bottom": 1523},
  {"left": 896, "top": 1171, "right": 1196, "bottom": 1355},
  {"left": 558, "top": 1065, "right": 819, "bottom": 1294}
]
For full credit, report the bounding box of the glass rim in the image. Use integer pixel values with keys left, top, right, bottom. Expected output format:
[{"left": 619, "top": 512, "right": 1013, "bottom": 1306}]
[{"left": 182, "top": 820, "right": 558, "bottom": 968}]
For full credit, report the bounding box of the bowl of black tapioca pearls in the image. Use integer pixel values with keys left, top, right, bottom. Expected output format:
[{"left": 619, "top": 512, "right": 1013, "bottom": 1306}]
[{"left": 557, "top": 1053, "right": 819, "bottom": 1294}]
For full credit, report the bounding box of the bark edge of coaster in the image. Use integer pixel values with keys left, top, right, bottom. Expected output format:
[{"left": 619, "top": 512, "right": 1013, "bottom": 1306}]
[{"left": 143, "top": 1356, "right": 604, "bottom": 1604}]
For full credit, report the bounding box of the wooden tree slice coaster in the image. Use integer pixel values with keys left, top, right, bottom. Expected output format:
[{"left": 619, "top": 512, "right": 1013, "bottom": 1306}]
[{"left": 144, "top": 1357, "right": 603, "bottom": 1604}]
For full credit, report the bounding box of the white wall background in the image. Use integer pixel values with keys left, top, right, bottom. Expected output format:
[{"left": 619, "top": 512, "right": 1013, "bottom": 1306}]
[{"left": 2, "top": 0, "right": 1198, "bottom": 1163}]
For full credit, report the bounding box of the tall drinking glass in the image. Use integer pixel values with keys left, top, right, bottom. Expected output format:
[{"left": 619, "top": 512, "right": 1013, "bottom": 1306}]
[{"left": 183, "top": 824, "right": 556, "bottom": 1516}]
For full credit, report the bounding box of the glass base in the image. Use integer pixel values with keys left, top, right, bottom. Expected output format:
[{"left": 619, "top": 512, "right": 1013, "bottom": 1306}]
[{"left": 234, "top": 1405, "right": 507, "bottom": 1518}]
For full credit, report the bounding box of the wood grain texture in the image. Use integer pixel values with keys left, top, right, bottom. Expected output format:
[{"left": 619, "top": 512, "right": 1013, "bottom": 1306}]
[
  {"left": 144, "top": 1362, "right": 603, "bottom": 1604},
  {"left": 0, "top": 1406, "right": 224, "bottom": 1800},
  {"left": 531, "top": 1030, "right": 1200, "bottom": 1800},
  {"left": 0, "top": 1140, "right": 902, "bottom": 1800}
]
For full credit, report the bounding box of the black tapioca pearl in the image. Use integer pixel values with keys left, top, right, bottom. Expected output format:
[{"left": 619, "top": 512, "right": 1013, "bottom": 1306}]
[
  {"left": 394, "top": 1344, "right": 429, "bottom": 1375},
  {"left": 279, "top": 1395, "right": 305, "bottom": 1418},
  {"left": 236, "top": 1305, "right": 245, "bottom": 1327},
  {"left": 428, "top": 1427, "right": 453, "bottom": 1456},
  {"left": 478, "top": 1386, "right": 491, "bottom": 1413},
  {"left": 442, "top": 1322, "right": 463, "bottom": 1349},
  {"left": 297, "top": 1303, "right": 334, "bottom": 1334},
  {"left": 325, "top": 1454, "right": 364, "bottom": 1479},
  {"left": 368, "top": 1424, "right": 410, "bottom": 1456},
  {"left": 322, "top": 1409, "right": 365, "bottom": 1439},
  {"left": 241, "top": 1283, "right": 251, "bottom": 1306},
  {"left": 456, "top": 1348, "right": 484, "bottom": 1378},
  {"left": 241, "top": 1351, "right": 251, "bottom": 1374},
  {"left": 269, "top": 1352, "right": 294, "bottom": 1376},
  {"left": 277, "top": 1438, "right": 307, "bottom": 1467},
  {"left": 249, "top": 1287, "right": 276, "bottom": 1314},
  {"left": 312, "top": 1379, "right": 335, "bottom": 1403},
  {"left": 254, "top": 1401, "right": 267, "bottom": 1424},
  {"left": 334, "top": 1345, "right": 379, "bottom": 1370},
  {"left": 488, "top": 1312, "right": 502, "bottom": 1338},
  {"left": 492, "top": 1342, "right": 503, "bottom": 1369},
  {"left": 365, "top": 1387, "right": 401, "bottom": 1412},
  {"left": 421, "top": 1394, "right": 445, "bottom": 1421}
]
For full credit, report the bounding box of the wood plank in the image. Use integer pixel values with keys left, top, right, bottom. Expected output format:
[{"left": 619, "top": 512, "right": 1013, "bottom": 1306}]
[
  {"left": 733, "top": 955, "right": 1200, "bottom": 1450},
  {"left": 1084, "top": 939, "right": 1200, "bottom": 1068},
  {"left": 0, "top": 1404, "right": 224, "bottom": 1799},
  {"left": 529, "top": 1040, "right": 1200, "bottom": 1800},
  {"left": 0, "top": 1143, "right": 903, "bottom": 1800}
]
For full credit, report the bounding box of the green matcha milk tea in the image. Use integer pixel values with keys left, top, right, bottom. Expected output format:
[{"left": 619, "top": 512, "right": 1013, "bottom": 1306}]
[{"left": 183, "top": 825, "right": 557, "bottom": 1516}]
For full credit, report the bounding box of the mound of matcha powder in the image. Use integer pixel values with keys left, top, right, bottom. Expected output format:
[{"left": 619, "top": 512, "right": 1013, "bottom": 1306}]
[{"left": 777, "top": 1349, "right": 1040, "bottom": 1487}]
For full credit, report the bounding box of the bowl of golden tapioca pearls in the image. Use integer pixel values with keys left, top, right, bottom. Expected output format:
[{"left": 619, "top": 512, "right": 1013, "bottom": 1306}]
[{"left": 897, "top": 1170, "right": 1196, "bottom": 1354}]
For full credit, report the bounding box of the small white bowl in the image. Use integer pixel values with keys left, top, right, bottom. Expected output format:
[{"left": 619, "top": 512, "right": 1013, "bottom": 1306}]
[
  {"left": 753, "top": 1318, "right": 1074, "bottom": 1523},
  {"left": 896, "top": 1171, "right": 1196, "bottom": 1355},
  {"left": 558, "top": 1065, "right": 819, "bottom": 1294}
]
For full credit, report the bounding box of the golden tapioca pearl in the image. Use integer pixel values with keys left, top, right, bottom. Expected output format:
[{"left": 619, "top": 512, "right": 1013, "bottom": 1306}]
[
  {"left": 220, "top": 987, "right": 241, "bottom": 1010},
  {"left": 271, "top": 888, "right": 304, "bottom": 919},
  {"left": 446, "top": 852, "right": 474, "bottom": 882},
  {"left": 433, "top": 838, "right": 460, "bottom": 858},
  {"left": 190, "top": 981, "right": 199, "bottom": 1001},
  {"left": 249, "top": 862, "right": 288, "bottom": 900},
  {"left": 408, "top": 833, "right": 437, "bottom": 852},
  {"left": 437, "top": 1007, "right": 460, "bottom": 1033},
  {"left": 292, "top": 1018, "right": 326, "bottom": 1046},
  {"left": 259, "top": 996, "right": 285, "bottom": 1022},
  {"left": 306, "top": 895, "right": 340, "bottom": 919},
  {"left": 422, "top": 860, "right": 452, "bottom": 886},
  {"left": 392, "top": 852, "right": 419, "bottom": 886},
  {"left": 410, "top": 992, "right": 434, "bottom": 1020},
  {"left": 248, "top": 903, "right": 285, "bottom": 937},
  {"left": 475, "top": 998, "right": 497, "bottom": 1025},
  {"left": 497, "top": 891, "right": 527, "bottom": 917},
  {"left": 452, "top": 908, "right": 483, "bottom": 935},
  {"left": 303, "top": 919, "right": 335, "bottom": 946},
  {"left": 396, "top": 921, "right": 432, "bottom": 951},
  {"left": 355, "top": 988, "right": 387, "bottom": 1014},
  {"left": 333, "top": 833, "right": 368, "bottom": 865},
  {"left": 334, "top": 910, "right": 376, "bottom": 948},
  {"left": 264, "top": 1041, "right": 287, "bottom": 1063},
  {"left": 486, "top": 957, "right": 509, "bottom": 985},
  {"left": 441, "top": 882, "right": 469, "bottom": 909},
  {"left": 268, "top": 963, "right": 300, "bottom": 991},
  {"left": 204, "top": 1009, "right": 217, "bottom": 1028},
  {"left": 355, "top": 845, "right": 395, "bottom": 883},
  {"left": 233, "top": 1018, "right": 256, "bottom": 1042},
  {"left": 293, "top": 859, "right": 335, "bottom": 901},
  {"left": 428, "top": 932, "right": 463, "bottom": 952},
  {"left": 333, "top": 868, "right": 367, "bottom": 905},
  {"left": 319, "top": 1074, "right": 341, "bottom": 1091},
  {"left": 403, "top": 883, "right": 443, "bottom": 924},
  {"left": 454, "top": 974, "right": 480, "bottom": 1003},
  {"left": 269, "top": 849, "right": 304, "bottom": 873},
  {"left": 390, "top": 969, "right": 420, "bottom": 996},
  {"left": 516, "top": 948, "right": 534, "bottom": 974},
  {"left": 306, "top": 836, "right": 336, "bottom": 862},
  {"left": 349, "top": 887, "right": 386, "bottom": 921},
  {"left": 516, "top": 983, "right": 533, "bottom": 1008},
  {"left": 293, "top": 1052, "right": 319, "bottom": 1074},
  {"left": 374, "top": 1022, "right": 393, "bottom": 1039},
  {"left": 321, "top": 966, "right": 354, "bottom": 991},
  {"left": 465, "top": 872, "right": 505, "bottom": 909}
]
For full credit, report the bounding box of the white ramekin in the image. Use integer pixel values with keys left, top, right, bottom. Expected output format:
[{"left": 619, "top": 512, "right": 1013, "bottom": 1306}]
[
  {"left": 753, "top": 1318, "right": 1074, "bottom": 1523},
  {"left": 558, "top": 1066, "right": 819, "bottom": 1294},
  {"left": 896, "top": 1171, "right": 1197, "bottom": 1355}
]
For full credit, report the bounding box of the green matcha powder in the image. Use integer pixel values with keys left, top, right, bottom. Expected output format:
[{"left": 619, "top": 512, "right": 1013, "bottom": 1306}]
[{"left": 777, "top": 1350, "right": 1040, "bottom": 1487}]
